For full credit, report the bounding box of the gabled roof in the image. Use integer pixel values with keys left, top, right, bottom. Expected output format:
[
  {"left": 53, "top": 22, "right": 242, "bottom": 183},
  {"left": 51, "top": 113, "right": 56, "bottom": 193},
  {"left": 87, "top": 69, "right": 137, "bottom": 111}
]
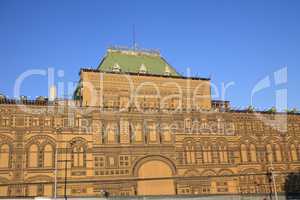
[{"left": 97, "top": 47, "right": 181, "bottom": 76}]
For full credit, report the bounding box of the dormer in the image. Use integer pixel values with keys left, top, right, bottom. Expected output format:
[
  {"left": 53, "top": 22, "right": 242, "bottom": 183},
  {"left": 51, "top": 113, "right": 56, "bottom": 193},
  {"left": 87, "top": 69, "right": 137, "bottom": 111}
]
[
  {"left": 139, "top": 63, "right": 147, "bottom": 74},
  {"left": 164, "top": 65, "right": 171, "bottom": 76},
  {"left": 112, "top": 63, "right": 121, "bottom": 72}
]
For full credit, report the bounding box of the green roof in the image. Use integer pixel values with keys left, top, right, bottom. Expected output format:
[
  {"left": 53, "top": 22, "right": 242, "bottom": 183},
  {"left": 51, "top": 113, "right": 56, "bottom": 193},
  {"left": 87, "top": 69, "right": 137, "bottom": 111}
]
[{"left": 97, "top": 48, "right": 181, "bottom": 76}]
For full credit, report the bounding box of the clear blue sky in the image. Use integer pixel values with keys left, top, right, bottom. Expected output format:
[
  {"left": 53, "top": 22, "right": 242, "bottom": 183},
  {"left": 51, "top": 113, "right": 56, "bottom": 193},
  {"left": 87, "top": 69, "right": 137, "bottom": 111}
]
[{"left": 0, "top": 0, "right": 299, "bottom": 110}]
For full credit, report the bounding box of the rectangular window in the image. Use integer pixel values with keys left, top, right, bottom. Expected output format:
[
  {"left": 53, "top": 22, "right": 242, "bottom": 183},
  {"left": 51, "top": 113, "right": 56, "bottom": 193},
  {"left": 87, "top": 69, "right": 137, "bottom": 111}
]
[
  {"left": 63, "top": 118, "right": 69, "bottom": 127},
  {"left": 184, "top": 119, "right": 192, "bottom": 132},
  {"left": 2, "top": 117, "right": 9, "bottom": 127},
  {"left": 32, "top": 118, "right": 39, "bottom": 126},
  {"left": 45, "top": 118, "right": 51, "bottom": 127},
  {"left": 148, "top": 123, "right": 157, "bottom": 142},
  {"left": 162, "top": 129, "right": 171, "bottom": 142},
  {"left": 107, "top": 123, "right": 116, "bottom": 144},
  {"left": 133, "top": 123, "right": 143, "bottom": 142},
  {"left": 246, "top": 122, "right": 252, "bottom": 131},
  {"left": 119, "top": 155, "right": 130, "bottom": 168},
  {"left": 95, "top": 156, "right": 105, "bottom": 168},
  {"left": 24, "top": 116, "right": 31, "bottom": 127}
]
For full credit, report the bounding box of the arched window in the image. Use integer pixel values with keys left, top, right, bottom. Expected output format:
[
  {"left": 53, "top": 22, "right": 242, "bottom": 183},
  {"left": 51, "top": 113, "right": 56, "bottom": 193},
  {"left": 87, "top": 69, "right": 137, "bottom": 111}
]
[
  {"left": 107, "top": 123, "right": 116, "bottom": 144},
  {"left": 184, "top": 118, "right": 192, "bottom": 133},
  {"left": 161, "top": 123, "right": 172, "bottom": 143},
  {"left": 241, "top": 144, "right": 248, "bottom": 163},
  {"left": 203, "top": 145, "right": 212, "bottom": 163},
  {"left": 72, "top": 147, "right": 79, "bottom": 167},
  {"left": 212, "top": 144, "right": 219, "bottom": 163},
  {"left": 197, "top": 145, "right": 204, "bottom": 163},
  {"left": 148, "top": 122, "right": 157, "bottom": 142},
  {"left": 28, "top": 144, "right": 38, "bottom": 168},
  {"left": 78, "top": 146, "right": 84, "bottom": 167},
  {"left": 250, "top": 144, "right": 257, "bottom": 162},
  {"left": 133, "top": 122, "right": 143, "bottom": 142},
  {"left": 219, "top": 146, "right": 224, "bottom": 163},
  {"left": 43, "top": 144, "right": 54, "bottom": 167},
  {"left": 274, "top": 144, "right": 282, "bottom": 162},
  {"left": 72, "top": 146, "right": 85, "bottom": 168},
  {"left": 207, "top": 145, "right": 212, "bottom": 163},
  {"left": 290, "top": 144, "right": 298, "bottom": 161},
  {"left": 185, "top": 141, "right": 196, "bottom": 164},
  {"left": 0, "top": 144, "right": 10, "bottom": 168},
  {"left": 266, "top": 144, "right": 273, "bottom": 162},
  {"left": 219, "top": 145, "right": 228, "bottom": 163}
]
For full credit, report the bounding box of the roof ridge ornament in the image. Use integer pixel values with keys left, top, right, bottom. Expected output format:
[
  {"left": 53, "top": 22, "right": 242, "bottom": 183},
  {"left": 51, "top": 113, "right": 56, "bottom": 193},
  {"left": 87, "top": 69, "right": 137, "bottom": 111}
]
[{"left": 108, "top": 46, "right": 160, "bottom": 57}]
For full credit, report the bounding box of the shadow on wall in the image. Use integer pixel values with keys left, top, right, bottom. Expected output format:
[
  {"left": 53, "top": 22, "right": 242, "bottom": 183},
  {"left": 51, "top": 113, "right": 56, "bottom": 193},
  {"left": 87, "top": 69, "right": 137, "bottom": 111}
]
[{"left": 285, "top": 171, "right": 300, "bottom": 199}]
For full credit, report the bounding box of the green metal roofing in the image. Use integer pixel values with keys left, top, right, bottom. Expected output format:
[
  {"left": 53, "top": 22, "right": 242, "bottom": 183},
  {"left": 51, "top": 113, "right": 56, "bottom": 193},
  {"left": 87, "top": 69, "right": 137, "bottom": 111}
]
[{"left": 97, "top": 48, "right": 181, "bottom": 76}]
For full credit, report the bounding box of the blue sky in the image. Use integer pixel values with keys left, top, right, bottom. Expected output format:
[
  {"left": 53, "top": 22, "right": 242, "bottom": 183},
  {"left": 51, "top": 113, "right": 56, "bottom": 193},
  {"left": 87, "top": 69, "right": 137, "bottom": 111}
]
[{"left": 0, "top": 0, "right": 299, "bottom": 110}]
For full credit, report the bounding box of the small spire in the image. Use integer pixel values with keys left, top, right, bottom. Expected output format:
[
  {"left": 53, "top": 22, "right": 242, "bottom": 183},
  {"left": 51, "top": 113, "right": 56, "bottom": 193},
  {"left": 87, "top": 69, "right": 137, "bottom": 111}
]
[
  {"left": 139, "top": 63, "right": 147, "bottom": 74},
  {"left": 164, "top": 65, "right": 171, "bottom": 76}
]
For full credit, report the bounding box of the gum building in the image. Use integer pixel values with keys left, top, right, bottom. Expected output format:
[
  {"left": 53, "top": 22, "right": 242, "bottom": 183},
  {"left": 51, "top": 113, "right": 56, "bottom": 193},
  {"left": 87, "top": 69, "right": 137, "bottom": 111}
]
[{"left": 0, "top": 47, "right": 300, "bottom": 198}]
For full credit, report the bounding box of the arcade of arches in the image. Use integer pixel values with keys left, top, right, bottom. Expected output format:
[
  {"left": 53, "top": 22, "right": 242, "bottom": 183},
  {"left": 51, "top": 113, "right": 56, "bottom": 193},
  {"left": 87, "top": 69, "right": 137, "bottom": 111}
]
[
  {"left": 1, "top": 109, "right": 300, "bottom": 197},
  {"left": 0, "top": 64, "right": 300, "bottom": 197}
]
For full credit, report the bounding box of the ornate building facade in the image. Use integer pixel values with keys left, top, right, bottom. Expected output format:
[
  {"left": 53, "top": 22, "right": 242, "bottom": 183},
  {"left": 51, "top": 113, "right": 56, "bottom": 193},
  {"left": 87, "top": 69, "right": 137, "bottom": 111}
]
[{"left": 0, "top": 47, "right": 299, "bottom": 197}]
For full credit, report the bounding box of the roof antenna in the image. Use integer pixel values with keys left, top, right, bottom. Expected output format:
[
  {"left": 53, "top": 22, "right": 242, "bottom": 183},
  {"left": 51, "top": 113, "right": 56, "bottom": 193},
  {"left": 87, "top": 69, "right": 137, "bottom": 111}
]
[{"left": 133, "top": 24, "right": 137, "bottom": 51}]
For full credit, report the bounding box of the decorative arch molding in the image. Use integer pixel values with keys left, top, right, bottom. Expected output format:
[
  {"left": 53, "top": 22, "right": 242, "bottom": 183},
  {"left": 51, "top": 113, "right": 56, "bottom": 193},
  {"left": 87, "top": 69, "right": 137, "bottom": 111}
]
[
  {"left": 197, "top": 140, "right": 204, "bottom": 146},
  {"left": 240, "top": 168, "right": 260, "bottom": 174},
  {"left": 198, "top": 137, "right": 211, "bottom": 142},
  {"left": 40, "top": 141, "right": 56, "bottom": 149},
  {"left": 287, "top": 137, "right": 300, "bottom": 144},
  {"left": 239, "top": 136, "right": 257, "bottom": 144},
  {"left": 201, "top": 140, "right": 213, "bottom": 147},
  {"left": 26, "top": 135, "right": 56, "bottom": 149},
  {"left": 195, "top": 142, "right": 204, "bottom": 153},
  {"left": 218, "top": 169, "right": 234, "bottom": 176},
  {"left": 182, "top": 137, "right": 196, "bottom": 144},
  {"left": 214, "top": 137, "right": 229, "bottom": 146},
  {"left": 132, "top": 155, "right": 177, "bottom": 177},
  {"left": 70, "top": 137, "right": 88, "bottom": 147},
  {"left": 25, "top": 175, "right": 53, "bottom": 183},
  {"left": 263, "top": 136, "right": 282, "bottom": 144},
  {"left": 183, "top": 169, "right": 200, "bottom": 177},
  {"left": 25, "top": 135, "right": 56, "bottom": 168},
  {"left": 200, "top": 169, "right": 217, "bottom": 176},
  {"left": 69, "top": 137, "right": 88, "bottom": 168},
  {"left": 0, "top": 134, "right": 13, "bottom": 145}
]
